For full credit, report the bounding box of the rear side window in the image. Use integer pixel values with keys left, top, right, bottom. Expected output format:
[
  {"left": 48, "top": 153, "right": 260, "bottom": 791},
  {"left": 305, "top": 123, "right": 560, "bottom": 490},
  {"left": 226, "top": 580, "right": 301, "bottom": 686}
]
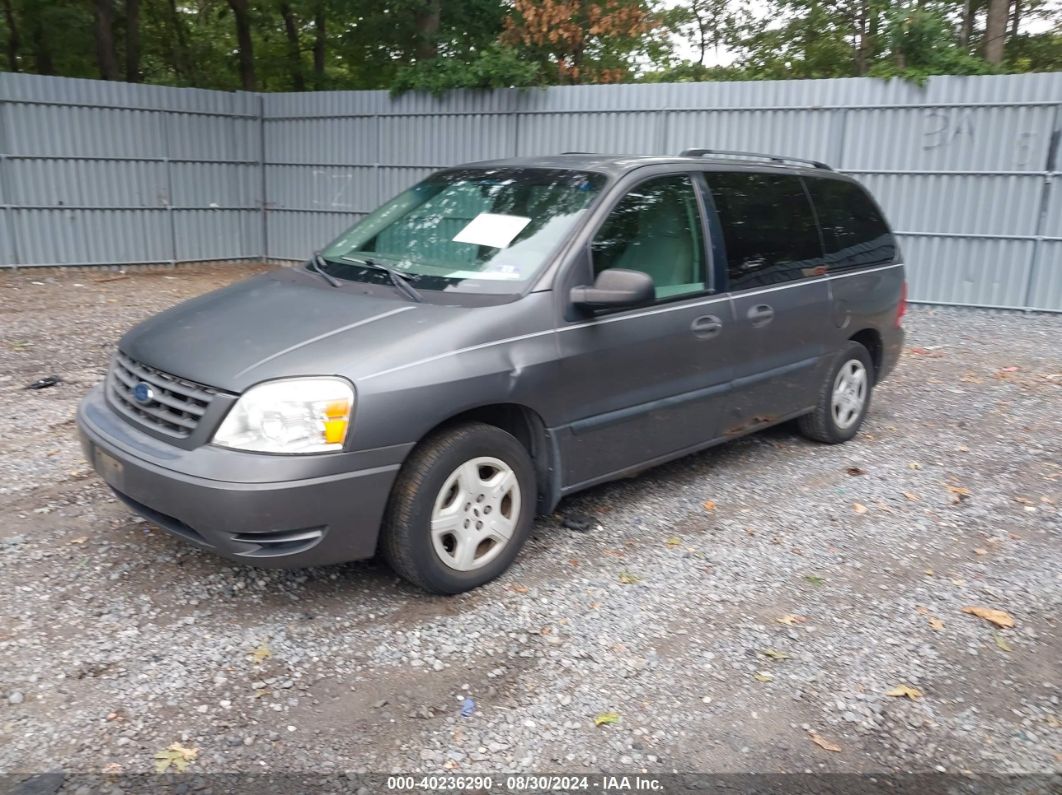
[
  {"left": 704, "top": 173, "right": 823, "bottom": 290},
  {"left": 804, "top": 177, "right": 896, "bottom": 272}
]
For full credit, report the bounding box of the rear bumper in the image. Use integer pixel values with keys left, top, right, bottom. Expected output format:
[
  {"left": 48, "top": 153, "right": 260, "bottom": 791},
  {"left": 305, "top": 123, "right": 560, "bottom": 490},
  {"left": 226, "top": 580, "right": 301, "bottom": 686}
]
[
  {"left": 879, "top": 326, "right": 905, "bottom": 382},
  {"left": 77, "top": 384, "right": 408, "bottom": 568}
]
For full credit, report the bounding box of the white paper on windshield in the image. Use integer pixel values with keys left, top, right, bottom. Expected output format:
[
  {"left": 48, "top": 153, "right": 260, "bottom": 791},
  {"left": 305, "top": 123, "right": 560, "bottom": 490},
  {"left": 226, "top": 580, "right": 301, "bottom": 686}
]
[{"left": 453, "top": 213, "right": 531, "bottom": 249}]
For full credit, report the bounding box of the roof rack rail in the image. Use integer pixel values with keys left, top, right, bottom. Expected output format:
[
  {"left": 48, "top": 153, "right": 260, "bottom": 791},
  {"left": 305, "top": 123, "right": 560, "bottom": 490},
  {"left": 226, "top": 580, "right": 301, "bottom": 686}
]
[
  {"left": 680, "top": 148, "right": 833, "bottom": 171},
  {"left": 560, "top": 151, "right": 595, "bottom": 154}
]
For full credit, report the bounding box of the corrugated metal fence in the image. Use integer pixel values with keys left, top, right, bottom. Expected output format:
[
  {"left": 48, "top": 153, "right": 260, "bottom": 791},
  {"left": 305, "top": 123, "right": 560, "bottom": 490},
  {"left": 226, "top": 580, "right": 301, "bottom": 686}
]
[{"left": 2, "top": 71, "right": 1060, "bottom": 312}]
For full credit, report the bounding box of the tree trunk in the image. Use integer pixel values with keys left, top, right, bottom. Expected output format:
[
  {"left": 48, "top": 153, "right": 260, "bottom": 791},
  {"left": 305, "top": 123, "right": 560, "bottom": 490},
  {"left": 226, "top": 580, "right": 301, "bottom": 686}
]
[
  {"left": 2, "top": 0, "right": 19, "bottom": 72},
  {"left": 984, "top": 0, "right": 1008, "bottom": 64},
  {"left": 279, "top": 1, "right": 305, "bottom": 90},
  {"left": 29, "top": 10, "right": 54, "bottom": 74},
  {"left": 166, "top": 0, "right": 196, "bottom": 85},
  {"left": 94, "top": 0, "right": 120, "bottom": 80},
  {"left": 1010, "top": 0, "right": 1020, "bottom": 38},
  {"left": 413, "top": 0, "right": 441, "bottom": 60},
  {"left": 960, "top": 0, "right": 973, "bottom": 48},
  {"left": 313, "top": 3, "right": 326, "bottom": 89},
  {"left": 227, "top": 0, "right": 256, "bottom": 90},
  {"left": 125, "top": 0, "right": 141, "bottom": 82},
  {"left": 855, "top": 0, "right": 869, "bottom": 75}
]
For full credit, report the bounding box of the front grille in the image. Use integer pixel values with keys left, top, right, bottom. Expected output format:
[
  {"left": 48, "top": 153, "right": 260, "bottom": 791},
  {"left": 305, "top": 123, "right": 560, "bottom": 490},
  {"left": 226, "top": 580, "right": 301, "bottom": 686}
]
[{"left": 109, "top": 350, "right": 217, "bottom": 438}]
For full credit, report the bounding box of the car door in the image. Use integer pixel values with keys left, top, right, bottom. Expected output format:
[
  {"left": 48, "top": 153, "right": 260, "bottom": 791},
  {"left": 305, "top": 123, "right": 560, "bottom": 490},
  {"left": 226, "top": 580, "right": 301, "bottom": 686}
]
[
  {"left": 701, "top": 170, "right": 832, "bottom": 435},
  {"left": 554, "top": 171, "right": 736, "bottom": 490}
]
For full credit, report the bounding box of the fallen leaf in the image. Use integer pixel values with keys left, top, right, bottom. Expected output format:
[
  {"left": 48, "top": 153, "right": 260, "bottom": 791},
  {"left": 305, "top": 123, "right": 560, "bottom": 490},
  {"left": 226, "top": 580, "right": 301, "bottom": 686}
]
[
  {"left": 154, "top": 743, "right": 198, "bottom": 774},
  {"left": 808, "top": 730, "right": 841, "bottom": 752},
  {"left": 101, "top": 763, "right": 123, "bottom": 776},
  {"left": 852, "top": 502, "right": 868, "bottom": 514},
  {"left": 845, "top": 466, "right": 866, "bottom": 476},
  {"left": 511, "top": 584, "right": 529, "bottom": 593},
  {"left": 665, "top": 536, "right": 681, "bottom": 548},
  {"left": 947, "top": 484, "right": 972, "bottom": 503},
  {"left": 703, "top": 500, "right": 717, "bottom": 512},
  {"left": 951, "top": 577, "right": 966, "bottom": 586},
  {"left": 903, "top": 492, "right": 920, "bottom": 501},
  {"left": 753, "top": 671, "right": 774, "bottom": 682},
  {"left": 974, "top": 548, "right": 988, "bottom": 556},
  {"left": 999, "top": 366, "right": 1020, "bottom": 372},
  {"left": 962, "top": 606, "right": 1014, "bottom": 629},
  {"left": 761, "top": 649, "right": 790, "bottom": 661},
  {"left": 928, "top": 618, "right": 944, "bottom": 631},
  {"left": 777, "top": 614, "right": 807, "bottom": 626},
  {"left": 68, "top": 537, "right": 89, "bottom": 545},
  {"left": 909, "top": 462, "right": 923, "bottom": 470},
  {"left": 251, "top": 642, "right": 271, "bottom": 663},
  {"left": 594, "top": 711, "right": 620, "bottom": 727},
  {"left": 994, "top": 634, "right": 1013, "bottom": 652},
  {"left": 804, "top": 574, "right": 825, "bottom": 587},
  {"left": 886, "top": 684, "right": 923, "bottom": 700},
  {"left": 924, "top": 569, "right": 934, "bottom": 576},
  {"left": 618, "top": 570, "right": 642, "bottom": 585}
]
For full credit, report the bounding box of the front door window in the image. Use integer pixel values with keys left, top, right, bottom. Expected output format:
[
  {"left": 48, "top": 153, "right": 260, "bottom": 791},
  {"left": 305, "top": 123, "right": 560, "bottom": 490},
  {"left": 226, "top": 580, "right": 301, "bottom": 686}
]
[{"left": 591, "top": 175, "right": 706, "bottom": 300}]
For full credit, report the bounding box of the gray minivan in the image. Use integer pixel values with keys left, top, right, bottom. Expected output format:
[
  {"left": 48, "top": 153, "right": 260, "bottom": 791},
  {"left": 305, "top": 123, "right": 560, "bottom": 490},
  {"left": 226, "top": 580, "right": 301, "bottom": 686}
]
[{"left": 77, "top": 150, "right": 905, "bottom": 593}]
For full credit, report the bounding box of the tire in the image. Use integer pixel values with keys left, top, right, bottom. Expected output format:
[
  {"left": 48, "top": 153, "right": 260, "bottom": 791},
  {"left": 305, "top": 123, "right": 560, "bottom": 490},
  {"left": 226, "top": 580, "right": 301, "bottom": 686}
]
[
  {"left": 798, "top": 341, "right": 875, "bottom": 444},
  {"left": 380, "top": 422, "right": 536, "bottom": 594}
]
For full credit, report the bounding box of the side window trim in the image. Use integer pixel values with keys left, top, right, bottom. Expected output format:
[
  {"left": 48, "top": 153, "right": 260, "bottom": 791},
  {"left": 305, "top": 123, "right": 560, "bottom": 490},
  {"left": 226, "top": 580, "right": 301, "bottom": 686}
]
[
  {"left": 584, "top": 171, "right": 712, "bottom": 311},
  {"left": 693, "top": 171, "right": 728, "bottom": 295},
  {"left": 799, "top": 175, "right": 829, "bottom": 263}
]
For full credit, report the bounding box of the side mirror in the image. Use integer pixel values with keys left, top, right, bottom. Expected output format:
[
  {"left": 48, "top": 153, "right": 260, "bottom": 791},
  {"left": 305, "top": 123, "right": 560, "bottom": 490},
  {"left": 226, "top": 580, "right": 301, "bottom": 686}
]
[{"left": 570, "top": 268, "right": 655, "bottom": 309}]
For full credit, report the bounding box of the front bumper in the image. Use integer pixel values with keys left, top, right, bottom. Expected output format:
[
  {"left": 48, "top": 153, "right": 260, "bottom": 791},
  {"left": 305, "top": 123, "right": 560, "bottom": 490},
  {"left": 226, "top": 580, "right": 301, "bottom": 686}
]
[{"left": 77, "top": 384, "right": 409, "bottom": 568}]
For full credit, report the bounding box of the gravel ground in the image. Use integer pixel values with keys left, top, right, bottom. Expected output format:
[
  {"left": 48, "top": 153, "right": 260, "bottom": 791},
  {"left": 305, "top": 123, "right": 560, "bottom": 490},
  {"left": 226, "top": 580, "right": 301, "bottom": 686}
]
[{"left": 0, "top": 263, "right": 1059, "bottom": 782}]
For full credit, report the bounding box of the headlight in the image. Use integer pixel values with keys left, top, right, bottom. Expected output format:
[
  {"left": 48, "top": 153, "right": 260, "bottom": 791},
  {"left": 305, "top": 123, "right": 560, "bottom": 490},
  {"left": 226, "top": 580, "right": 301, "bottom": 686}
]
[{"left": 212, "top": 377, "right": 353, "bottom": 453}]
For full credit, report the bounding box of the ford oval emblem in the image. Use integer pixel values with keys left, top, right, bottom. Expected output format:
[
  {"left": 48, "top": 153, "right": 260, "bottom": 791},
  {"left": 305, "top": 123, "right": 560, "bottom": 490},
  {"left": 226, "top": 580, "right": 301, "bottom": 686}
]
[{"left": 132, "top": 382, "right": 155, "bottom": 404}]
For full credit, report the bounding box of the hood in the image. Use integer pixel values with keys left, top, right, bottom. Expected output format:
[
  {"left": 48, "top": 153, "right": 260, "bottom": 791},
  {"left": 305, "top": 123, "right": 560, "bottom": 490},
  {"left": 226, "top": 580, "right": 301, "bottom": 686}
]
[{"left": 120, "top": 269, "right": 475, "bottom": 392}]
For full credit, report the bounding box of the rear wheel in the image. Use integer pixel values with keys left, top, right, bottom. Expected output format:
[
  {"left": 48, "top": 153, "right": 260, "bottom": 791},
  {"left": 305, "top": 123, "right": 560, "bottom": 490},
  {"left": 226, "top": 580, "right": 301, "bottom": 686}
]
[
  {"left": 380, "top": 422, "right": 535, "bottom": 594},
  {"left": 798, "top": 341, "right": 874, "bottom": 444}
]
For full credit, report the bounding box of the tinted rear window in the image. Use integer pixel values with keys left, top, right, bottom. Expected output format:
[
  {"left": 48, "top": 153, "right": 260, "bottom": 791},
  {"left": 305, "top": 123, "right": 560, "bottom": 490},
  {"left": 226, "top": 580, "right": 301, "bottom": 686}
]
[
  {"left": 704, "top": 172, "right": 824, "bottom": 290},
  {"left": 804, "top": 177, "right": 896, "bottom": 271}
]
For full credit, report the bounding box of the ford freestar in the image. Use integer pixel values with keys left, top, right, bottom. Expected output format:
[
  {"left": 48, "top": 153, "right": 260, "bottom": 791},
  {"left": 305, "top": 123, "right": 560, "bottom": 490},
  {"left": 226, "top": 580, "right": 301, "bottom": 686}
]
[{"left": 77, "top": 150, "right": 905, "bottom": 593}]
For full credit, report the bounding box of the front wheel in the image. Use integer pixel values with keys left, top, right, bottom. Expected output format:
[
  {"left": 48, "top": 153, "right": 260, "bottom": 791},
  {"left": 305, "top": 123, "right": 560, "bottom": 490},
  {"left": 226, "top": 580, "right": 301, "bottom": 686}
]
[
  {"left": 798, "top": 341, "right": 874, "bottom": 444},
  {"left": 380, "top": 422, "right": 536, "bottom": 594}
]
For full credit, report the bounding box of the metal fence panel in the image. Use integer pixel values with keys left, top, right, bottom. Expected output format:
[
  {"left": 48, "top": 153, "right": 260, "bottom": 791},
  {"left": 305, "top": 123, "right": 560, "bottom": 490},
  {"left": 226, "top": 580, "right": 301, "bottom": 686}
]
[
  {"left": 1, "top": 71, "right": 1060, "bottom": 311},
  {"left": 856, "top": 173, "right": 1045, "bottom": 236}
]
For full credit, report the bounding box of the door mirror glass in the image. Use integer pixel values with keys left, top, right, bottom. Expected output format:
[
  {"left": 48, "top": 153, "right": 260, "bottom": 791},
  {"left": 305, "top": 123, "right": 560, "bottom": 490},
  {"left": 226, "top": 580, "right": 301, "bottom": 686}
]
[{"left": 570, "top": 268, "right": 655, "bottom": 309}]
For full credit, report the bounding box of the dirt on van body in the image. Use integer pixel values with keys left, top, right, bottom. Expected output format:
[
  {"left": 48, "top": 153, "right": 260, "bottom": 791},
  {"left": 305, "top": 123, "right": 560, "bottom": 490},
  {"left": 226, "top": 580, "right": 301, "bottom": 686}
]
[{"left": 0, "top": 262, "right": 1059, "bottom": 785}]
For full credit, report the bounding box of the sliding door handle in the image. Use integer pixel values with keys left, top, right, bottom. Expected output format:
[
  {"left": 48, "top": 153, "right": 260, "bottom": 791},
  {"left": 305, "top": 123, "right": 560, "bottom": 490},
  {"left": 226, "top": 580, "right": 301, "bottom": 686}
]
[{"left": 747, "top": 304, "right": 774, "bottom": 326}]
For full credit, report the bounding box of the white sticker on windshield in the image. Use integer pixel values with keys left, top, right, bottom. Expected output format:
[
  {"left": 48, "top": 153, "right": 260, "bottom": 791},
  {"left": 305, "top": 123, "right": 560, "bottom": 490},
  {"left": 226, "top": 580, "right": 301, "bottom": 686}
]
[{"left": 453, "top": 213, "right": 532, "bottom": 249}]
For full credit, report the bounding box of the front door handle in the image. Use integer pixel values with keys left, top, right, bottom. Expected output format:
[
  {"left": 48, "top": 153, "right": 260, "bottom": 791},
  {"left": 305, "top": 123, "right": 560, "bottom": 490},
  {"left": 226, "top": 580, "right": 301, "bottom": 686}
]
[
  {"left": 747, "top": 303, "right": 774, "bottom": 326},
  {"left": 691, "top": 314, "right": 723, "bottom": 339}
]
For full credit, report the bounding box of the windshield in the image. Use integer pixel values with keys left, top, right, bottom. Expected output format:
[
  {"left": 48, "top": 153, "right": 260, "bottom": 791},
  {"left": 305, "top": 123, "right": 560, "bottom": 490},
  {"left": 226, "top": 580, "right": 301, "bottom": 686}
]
[{"left": 318, "top": 168, "right": 607, "bottom": 295}]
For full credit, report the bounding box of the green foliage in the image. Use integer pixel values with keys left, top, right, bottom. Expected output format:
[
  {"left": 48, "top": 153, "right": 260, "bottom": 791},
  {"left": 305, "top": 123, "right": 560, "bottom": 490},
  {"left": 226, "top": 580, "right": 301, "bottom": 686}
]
[
  {"left": 0, "top": 0, "right": 1056, "bottom": 93},
  {"left": 391, "top": 43, "right": 542, "bottom": 94},
  {"left": 868, "top": 6, "right": 1002, "bottom": 83},
  {"left": 1006, "top": 31, "right": 1062, "bottom": 72}
]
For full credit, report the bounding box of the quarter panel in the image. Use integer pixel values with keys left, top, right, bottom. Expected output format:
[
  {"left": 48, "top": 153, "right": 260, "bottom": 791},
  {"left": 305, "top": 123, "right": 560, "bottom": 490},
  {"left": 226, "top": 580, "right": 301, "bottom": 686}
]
[
  {"left": 827, "top": 264, "right": 907, "bottom": 366},
  {"left": 348, "top": 292, "right": 561, "bottom": 451}
]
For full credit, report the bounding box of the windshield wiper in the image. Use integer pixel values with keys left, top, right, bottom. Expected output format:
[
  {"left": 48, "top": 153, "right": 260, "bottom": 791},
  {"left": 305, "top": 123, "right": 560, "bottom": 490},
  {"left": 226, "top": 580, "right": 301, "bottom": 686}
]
[
  {"left": 307, "top": 251, "right": 340, "bottom": 288},
  {"left": 341, "top": 256, "right": 423, "bottom": 303}
]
